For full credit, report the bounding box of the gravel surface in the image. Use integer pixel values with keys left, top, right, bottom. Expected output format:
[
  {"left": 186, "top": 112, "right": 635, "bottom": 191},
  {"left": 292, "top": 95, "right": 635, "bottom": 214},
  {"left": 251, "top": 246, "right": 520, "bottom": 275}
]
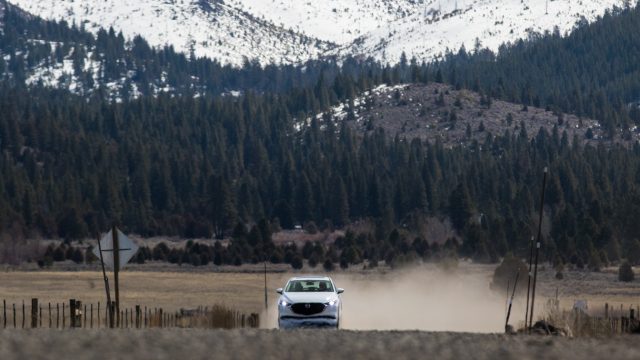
[{"left": 2, "top": 329, "right": 640, "bottom": 360}]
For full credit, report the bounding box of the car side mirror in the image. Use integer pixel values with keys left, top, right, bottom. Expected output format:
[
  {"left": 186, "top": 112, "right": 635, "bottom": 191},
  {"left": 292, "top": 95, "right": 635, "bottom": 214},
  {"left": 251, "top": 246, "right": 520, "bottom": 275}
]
[
  {"left": 276, "top": 288, "right": 283, "bottom": 294},
  {"left": 337, "top": 288, "right": 344, "bottom": 294}
]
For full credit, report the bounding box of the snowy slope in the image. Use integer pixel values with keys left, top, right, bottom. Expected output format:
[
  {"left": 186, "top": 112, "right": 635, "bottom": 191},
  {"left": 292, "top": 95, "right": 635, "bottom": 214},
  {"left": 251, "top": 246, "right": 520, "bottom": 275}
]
[
  {"left": 228, "top": 0, "right": 424, "bottom": 44},
  {"left": 341, "top": 0, "right": 630, "bottom": 63},
  {"left": 5, "top": 0, "right": 631, "bottom": 66},
  {"left": 6, "top": 0, "right": 335, "bottom": 66}
]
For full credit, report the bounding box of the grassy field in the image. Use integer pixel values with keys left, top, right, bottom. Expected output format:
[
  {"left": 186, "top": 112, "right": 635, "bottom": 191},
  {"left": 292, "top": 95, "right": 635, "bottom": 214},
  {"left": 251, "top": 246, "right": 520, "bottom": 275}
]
[
  {"left": 0, "top": 271, "right": 288, "bottom": 313},
  {"left": 2, "top": 329, "right": 640, "bottom": 360},
  {"left": 1, "top": 263, "right": 640, "bottom": 332}
]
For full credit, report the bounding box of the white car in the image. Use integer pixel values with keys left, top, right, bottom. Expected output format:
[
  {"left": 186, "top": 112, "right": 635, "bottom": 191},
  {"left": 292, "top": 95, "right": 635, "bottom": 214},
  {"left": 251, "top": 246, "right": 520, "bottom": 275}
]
[{"left": 277, "top": 276, "right": 344, "bottom": 329}]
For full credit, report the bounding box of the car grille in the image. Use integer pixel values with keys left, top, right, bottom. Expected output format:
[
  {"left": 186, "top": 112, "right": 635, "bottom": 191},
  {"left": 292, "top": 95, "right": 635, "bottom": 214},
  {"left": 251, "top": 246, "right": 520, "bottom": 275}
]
[{"left": 291, "top": 303, "right": 325, "bottom": 315}]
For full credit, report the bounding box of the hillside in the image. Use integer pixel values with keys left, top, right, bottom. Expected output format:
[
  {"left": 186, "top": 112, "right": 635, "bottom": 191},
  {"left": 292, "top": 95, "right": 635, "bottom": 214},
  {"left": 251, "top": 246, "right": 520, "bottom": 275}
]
[
  {"left": 304, "top": 83, "right": 618, "bottom": 147},
  {"left": 0, "top": 1, "right": 355, "bottom": 100},
  {"left": 6, "top": 0, "right": 335, "bottom": 66},
  {"left": 6, "top": 0, "right": 629, "bottom": 65}
]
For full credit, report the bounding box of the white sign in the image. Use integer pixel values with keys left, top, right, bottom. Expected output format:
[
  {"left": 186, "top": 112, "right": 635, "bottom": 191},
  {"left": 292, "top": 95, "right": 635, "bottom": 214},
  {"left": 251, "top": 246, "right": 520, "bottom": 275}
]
[{"left": 93, "top": 228, "right": 139, "bottom": 270}]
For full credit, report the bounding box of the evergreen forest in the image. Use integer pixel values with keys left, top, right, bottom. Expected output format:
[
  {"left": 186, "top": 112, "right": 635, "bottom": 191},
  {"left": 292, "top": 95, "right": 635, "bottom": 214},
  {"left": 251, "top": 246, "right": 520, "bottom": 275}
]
[{"left": 3, "top": 2, "right": 640, "bottom": 269}]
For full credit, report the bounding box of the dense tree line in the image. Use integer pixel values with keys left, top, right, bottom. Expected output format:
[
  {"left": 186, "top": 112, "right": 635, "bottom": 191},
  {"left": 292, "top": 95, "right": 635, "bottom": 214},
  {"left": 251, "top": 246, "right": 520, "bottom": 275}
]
[{"left": 4, "top": 1, "right": 640, "bottom": 269}]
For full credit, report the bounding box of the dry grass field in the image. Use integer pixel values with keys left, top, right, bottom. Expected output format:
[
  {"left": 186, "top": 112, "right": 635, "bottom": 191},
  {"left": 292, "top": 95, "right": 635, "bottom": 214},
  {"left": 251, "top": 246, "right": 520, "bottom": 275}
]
[
  {"left": 2, "top": 263, "right": 640, "bottom": 359},
  {"left": 0, "top": 271, "right": 285, "bottom": 313},
  {"left": 2, "top": 262, "right": 640, "bottom": 332},
  {"left": 2, "top": 329, "right": 640, "bottom": 360}
]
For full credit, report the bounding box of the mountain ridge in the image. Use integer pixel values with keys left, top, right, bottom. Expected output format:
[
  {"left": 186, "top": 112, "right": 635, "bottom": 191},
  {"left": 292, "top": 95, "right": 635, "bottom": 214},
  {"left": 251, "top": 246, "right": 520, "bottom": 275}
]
[{"left": 6, "top": 0, "right": 630, "bottom": 66}]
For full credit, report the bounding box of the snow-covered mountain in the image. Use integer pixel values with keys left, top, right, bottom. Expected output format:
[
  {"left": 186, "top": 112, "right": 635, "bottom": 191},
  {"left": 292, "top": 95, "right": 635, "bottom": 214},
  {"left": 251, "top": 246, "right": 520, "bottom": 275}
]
[
  {"left": 5, "top": 0, "right": 335, "bottom": 66},
  {"left": 5, "top": 0, "right": 631, "bottom": 66}
]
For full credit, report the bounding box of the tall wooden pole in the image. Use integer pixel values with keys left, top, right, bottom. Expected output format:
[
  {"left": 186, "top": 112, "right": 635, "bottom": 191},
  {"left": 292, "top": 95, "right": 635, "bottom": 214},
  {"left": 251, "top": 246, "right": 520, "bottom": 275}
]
[
  {"left": 505, "top": 271, "right": 520, "bottom": 332},
  {"left": 264, "top": 260, "right": 268, "bottom": 310},
  {"left": 112, "top": 225, "right": 120, "bottom": 327},
  {"left": 529, "top": 167, "right": 548, "bottom": 331},
  {"left": 97, "top": 233, "right": 113, "bottom": 328},
  {"left": 524, "top": 236, "right": 534, "bottom": 330}
]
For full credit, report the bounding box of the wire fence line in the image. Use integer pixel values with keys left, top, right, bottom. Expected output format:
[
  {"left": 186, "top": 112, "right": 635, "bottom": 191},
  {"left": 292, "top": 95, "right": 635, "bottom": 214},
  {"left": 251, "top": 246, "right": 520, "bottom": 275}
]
[{"left": 1, "top": 299, "right": 260, "bottom": 329}]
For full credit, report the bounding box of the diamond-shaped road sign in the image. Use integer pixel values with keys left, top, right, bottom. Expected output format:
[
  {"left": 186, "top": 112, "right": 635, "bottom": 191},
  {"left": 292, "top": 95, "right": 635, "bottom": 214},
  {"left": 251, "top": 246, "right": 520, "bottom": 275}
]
[{"left": 93, "top": 228, "right": 139, "bottom": 270}]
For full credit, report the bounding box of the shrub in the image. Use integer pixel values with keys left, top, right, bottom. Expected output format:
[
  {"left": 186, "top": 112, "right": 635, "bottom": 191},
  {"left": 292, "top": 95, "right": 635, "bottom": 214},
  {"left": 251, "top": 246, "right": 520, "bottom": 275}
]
[
  {"left": 619, "top": 261, "right": 635, "bottom": 282},
  {"left": 304, "top": 221, "right": 318, "bottom": 234},
  {"left": 323, "top": 259, "right": 334, "bottom": 272},
  {"left": 291, "top": 256, "right": 303, "bottom": 270},
  {"left": 588, "top": 250, "right": 602, "bottom": 272},
  {"left": 490, "top": 253, "right": 529, "bottom": 294}
]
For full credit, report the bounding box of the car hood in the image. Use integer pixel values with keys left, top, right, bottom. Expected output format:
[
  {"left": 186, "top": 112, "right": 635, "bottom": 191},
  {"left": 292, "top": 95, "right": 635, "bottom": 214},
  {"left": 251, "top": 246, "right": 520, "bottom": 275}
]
[{"left": 282, "top": 292, "right": 338, "bottom": 304}]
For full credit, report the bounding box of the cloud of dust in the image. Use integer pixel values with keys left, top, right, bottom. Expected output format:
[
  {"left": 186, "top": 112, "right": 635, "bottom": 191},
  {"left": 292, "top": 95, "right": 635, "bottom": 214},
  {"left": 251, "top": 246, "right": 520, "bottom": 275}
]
[{"left": 263, "top": 264, "right": 528, "bottom": 333}]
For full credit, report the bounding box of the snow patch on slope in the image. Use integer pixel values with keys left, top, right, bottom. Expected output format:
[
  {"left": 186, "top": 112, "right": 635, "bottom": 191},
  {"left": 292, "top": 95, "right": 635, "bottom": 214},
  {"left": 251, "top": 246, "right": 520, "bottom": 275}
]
[
  {"left": 6, "top": 0, "right": 631, "bottom": 66},
  {"left": 7, "top": 0, "right": 335, "bottom": 66},
  {"left": 342, "top": 0, "right": 630, "bottom": 63}
]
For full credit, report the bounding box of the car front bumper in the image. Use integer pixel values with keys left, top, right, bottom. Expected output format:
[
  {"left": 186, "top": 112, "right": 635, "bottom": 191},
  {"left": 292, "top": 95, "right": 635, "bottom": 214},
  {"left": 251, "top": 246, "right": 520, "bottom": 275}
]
[{"left": 278, "top": 315, "right": 338, "bottom": 329}]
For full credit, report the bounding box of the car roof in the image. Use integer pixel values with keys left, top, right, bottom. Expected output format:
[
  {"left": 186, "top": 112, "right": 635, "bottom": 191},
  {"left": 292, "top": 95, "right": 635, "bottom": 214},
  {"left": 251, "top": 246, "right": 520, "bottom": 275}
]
[{"left": 287, "top": 276, "right": 332, "bottom": 281}]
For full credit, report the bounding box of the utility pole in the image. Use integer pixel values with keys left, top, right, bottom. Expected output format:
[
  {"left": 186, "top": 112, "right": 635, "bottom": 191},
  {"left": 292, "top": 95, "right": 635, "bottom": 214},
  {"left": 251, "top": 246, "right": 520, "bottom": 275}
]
[
  {"left": 524, "top": 236, "right": 534, "bottom": 331},
  {"left": 264, "top": 258, "right": 268, "bottom": 310},
  {"left": 529, "top": 168, "right": 548, "bottom": 332},
  {"left": 97, "top": 234, "right": 112, "bottom": 328},
  {"left": 112, "top": 225, "right": 120, "bottom": 327},
  {"left": 505, "top": 271, "right": 520, "bottom": 333}
]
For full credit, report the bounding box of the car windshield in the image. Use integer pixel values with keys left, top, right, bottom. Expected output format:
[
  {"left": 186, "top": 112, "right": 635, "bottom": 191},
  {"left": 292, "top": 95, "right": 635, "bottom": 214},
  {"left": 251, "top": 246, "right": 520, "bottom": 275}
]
[{"left": 286, "top": 280, "right": 334, "bottom": 292}]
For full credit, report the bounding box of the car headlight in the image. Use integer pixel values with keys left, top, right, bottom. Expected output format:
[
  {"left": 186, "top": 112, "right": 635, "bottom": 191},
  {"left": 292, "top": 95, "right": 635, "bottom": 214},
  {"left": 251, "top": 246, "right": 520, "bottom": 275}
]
[
  {"left": 279, "top": 300, "right": 289, "bottom": 306},
  {"left": 327, "top": 300, "right": 337, "bottom": 306}
]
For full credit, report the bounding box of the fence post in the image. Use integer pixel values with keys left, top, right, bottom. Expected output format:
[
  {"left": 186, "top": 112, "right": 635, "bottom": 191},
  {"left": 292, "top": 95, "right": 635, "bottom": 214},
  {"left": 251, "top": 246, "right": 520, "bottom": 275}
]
[
  {"left": 56, "top": 303, "right": 59, "bottom": 328},
  {"left": 159, "top": 308, "right": 163, "bottom": 328},
  {"left": 22, "top": 300, "right": 25, "bottom": 328},
  {"left": 48, "top": 303, "right": 52, "bottom": 328},
  {"left": 31, "top": 298, "right": 38, "bottom": 328},
  {"left": 605, "top": 303, "right": 609, "bottom": 319},
  {"left": 69, "top": 299, "right": 76, "bottom": 328},
  {"left": 39, "top": 304, "right": 42, "bottom": 327},
  {"left": 13, "top": 303, "right": 16, "bottom": 328},
  {"left": 84, "top": 304, "right": 87, "bottom": 328},
  {"left": 3, "top": 299, "right": 5, "bottom": 328},
  {"left": 91, "top": 304, "right": 93, "bottom": 328},
  {"left": 76, "top": 300, "right": 82, "bottom": 328},
  {"left": 97, "top": 302, "right": 100, "bottom": 328},
  {"left": 63, "top": 303, "right": 66, "bottom": 328}
]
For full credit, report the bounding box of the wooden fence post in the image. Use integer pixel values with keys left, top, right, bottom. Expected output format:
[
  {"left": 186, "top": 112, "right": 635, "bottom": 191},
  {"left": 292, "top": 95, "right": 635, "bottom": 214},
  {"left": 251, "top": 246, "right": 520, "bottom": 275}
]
[
  {"left": 13, "top": 303, "right": 16, "bottom": 328},
  {"left": 84, "top": 304, "right": 87, "bottom": 328},
  {"left": 56, "top": 303, "right": 59, "bottom": 328},
  {"left": 111, "top": 301, "right": 116, "bottom": 328},
  {"left": 48, "top": 303, "right": 52, "bottom": 328},
  {"left": 39, "top": 304, "right": 42, "bottom": 327},
  {"left": 62, "top": 303, "right": 66, "bottom": 328},
  {"left": 90, "top": 304, "right": 93, "bottom": 328},
  {"left": 3, "top": 299, "right": 6, "bottom": 328},
  {"left": 97, "top": 302, "right": 100, "bottom": 328},
  {"left": 135, "top": 305, "right": 140, "bottom": 329},
  {"left": 69, "top": 299, "right": 76, "bottom": 328},
  {"left": 31, "top": 298, "right": 38, "bottom": 328},
  {"left": 75, "top": 300, "right": 82, "bottom": 328},
  {"left": 22, "top": 300, "right": 25, "bottom": 328}
]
